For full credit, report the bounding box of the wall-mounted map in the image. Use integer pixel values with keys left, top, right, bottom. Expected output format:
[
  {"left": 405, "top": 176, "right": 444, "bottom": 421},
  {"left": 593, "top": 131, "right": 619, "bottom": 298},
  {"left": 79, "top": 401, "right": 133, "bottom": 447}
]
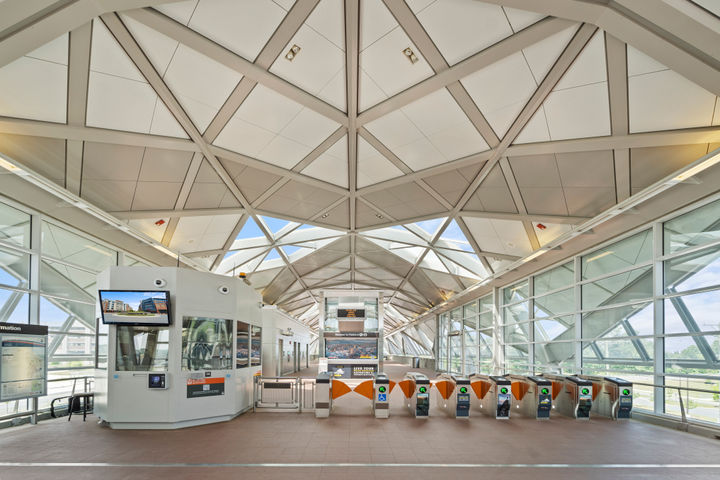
[{"left": 0, "top": 323, "right": 48, "bottom": 401}]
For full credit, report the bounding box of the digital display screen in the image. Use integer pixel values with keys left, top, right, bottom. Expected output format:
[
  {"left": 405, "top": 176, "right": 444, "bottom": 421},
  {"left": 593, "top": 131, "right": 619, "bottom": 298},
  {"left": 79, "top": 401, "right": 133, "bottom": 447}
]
[
  {"left": 325, "top": 338, "right": 377, "bottom": 359},
  {"left": 99, "top": 290, "right": 171, "bottom": 325},
  {"left": 338, "top": 309, "right": 365, "bottom": 318},
  {"left": 148, "top": 373, "right": 165, "bottom": 389}
]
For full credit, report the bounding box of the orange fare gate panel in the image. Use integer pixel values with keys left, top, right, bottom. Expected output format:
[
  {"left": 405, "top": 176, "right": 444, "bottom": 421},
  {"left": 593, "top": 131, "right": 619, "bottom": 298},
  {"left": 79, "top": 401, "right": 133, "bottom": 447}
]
[
  {"left": 353, "top": 380, "right": 374, "bottom": 400},
  {"left": 332, "top": 380, "right": 352, "bottom": 400},
  {"left": 398, "top": 379, "right": 415, "bottom": 399},
  {"left": 471, "top": 380, "right": 491, "bottom": 399},
  {"left": 434, "top": 380, "right": 455, "bottom": 400},
  {"left": 511, "top": 381, "right": 529, "bottom": 402}
]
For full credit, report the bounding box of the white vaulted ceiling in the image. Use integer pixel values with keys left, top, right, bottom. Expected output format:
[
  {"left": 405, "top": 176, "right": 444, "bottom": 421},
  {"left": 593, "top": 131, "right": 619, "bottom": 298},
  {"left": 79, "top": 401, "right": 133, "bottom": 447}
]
[{"left": 0, "top": 0, "right": 720, "bottom": 330}]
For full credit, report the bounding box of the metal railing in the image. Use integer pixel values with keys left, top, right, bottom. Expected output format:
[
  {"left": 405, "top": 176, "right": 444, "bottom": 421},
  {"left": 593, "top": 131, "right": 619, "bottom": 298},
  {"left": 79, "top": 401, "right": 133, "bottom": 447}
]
[
  {"left": 0, "top": 375, "right": 94, "bottom": 426},
  {"left": 633, "top": 381, "right": 720, "bottom": 431}
]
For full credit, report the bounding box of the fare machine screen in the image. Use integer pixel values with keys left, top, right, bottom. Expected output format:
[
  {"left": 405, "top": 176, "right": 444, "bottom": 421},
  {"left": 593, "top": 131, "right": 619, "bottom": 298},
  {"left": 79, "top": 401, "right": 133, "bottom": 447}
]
[
  {"left": 416, "top": 385, "right": 429, "bottom": 417},
  {"left": 492, "top": 376, "right": 511, "bottom": 419}
]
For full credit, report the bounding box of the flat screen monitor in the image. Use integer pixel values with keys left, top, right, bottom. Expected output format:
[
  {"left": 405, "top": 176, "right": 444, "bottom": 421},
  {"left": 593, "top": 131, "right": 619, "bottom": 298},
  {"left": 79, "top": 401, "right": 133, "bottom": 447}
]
[
  {"left": 99, "top": 290, "right": 171, "bottom": 326},
  {"left": 325, "top": 337, "right": 377, "bottom": 359}
]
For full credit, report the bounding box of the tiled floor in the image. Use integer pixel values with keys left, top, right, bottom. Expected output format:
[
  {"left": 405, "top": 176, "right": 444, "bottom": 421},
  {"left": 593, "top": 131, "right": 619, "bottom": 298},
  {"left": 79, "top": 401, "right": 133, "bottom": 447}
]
[{"left": 0, "top": 363, "right": 718, "bottom": 479}]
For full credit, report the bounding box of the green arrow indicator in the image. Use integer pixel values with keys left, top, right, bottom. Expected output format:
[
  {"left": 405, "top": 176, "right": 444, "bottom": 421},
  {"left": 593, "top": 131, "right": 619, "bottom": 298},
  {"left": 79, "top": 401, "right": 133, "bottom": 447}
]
[
  {"left": 622, "top": 388, "right": 630, "bottom": 396},
  {"left": 419, "top": 386, "right": 427, "bottom": 393},
  {"left": 459, "top": 386, "right": 467, "bottom": 394},
  {"left": 581, "top": 388, "right": 590, "bottom": 395},
  {"left": 500, "top": 387, "right": 508, "bottom": 394},
  {"left": 541, "top": 388, "right": 549, "bottom": 395},
  {"left": 378, "top": 386, "right": 386, "bottom": 393}
]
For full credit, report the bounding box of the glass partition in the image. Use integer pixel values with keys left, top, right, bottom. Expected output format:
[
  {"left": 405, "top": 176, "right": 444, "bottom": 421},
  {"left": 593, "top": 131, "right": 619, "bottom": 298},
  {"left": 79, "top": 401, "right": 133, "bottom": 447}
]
[
  {"left": 181, "top": 317, "right": 233, "bottom": 371},
  {"left": 251, "top": 325, "right": 262, "bottom": 366},
  {"left": 236, "top": 321, "right": 249, "bottom": 368},
  {"left": 116, "top": 326, "right": 169, "bottom": 371}
]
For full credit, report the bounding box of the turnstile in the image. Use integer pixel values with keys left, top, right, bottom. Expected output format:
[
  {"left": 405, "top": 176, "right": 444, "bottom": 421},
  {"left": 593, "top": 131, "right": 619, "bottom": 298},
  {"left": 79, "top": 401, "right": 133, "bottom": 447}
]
[
  {"left": 508, "top": 375, "right": 552, "bottom": 420},
  {"left": 403, "top": 372, "right": 430, "bottom": 418},
  {"left": 470, "top": 374, "right": 512, "bottom": 419},
  {"left": 372, "top": 373, "right": 391, "bottom": 419},
  {"left": 315, "top": 371, "right": 332, "bottom": 418},
  {"left": 580, "top": 375, "right": 633, "bottom": 420},
  {"left": 435, "top": 374, "right": 471, "bottom": 419},
  {"left": 543, "top": 374, "right": 593, "bottom": 420}
]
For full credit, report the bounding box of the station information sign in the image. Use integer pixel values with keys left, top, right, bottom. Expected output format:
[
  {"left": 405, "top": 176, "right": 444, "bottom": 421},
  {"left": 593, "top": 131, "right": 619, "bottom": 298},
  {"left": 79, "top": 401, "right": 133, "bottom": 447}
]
[{"left": 0, "top": 323, "right": 48, "bottom": 402}]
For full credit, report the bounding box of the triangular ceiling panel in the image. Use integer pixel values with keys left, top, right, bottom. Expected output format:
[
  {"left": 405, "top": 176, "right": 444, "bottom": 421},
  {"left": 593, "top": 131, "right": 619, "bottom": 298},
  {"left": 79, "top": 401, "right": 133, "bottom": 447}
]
[
  {"left": 269, "top": 0, "right": 346, "bottom": 111},
  {"left": 358, "top": 0, "right": 434, "bottom": 111},
  {"left": 356, "top": 136, "right": 404, "bottom": 188},
  {"left": 461, "top": 24, "right": 578, "bottom": 139},
  {"left": 184, "top": 160, "right": 241, "bottom": 209},
  {"left": 169, "top": 213, "right": 242, "bottom": 254},
  {"left": 514, "top": 29, "right": 610, "bottom": 143},
  {"left": 364, "top": 88, "right": 489, "bottom": 171},
  {"left": 123, "top": 15, "right": 242, "bottom": 135},
  {"left": 463, "top": 163, "right": 518, "bottom": 213},
  {"left": 0, "top": 34, "right": 67, "bottom": 123},
  {"left": 214, "top": 85, "right": 340, "bottom": 169},
  {"left": 627, "top": 45, "right": 718, "bottom": 133},
  {"left": 301, "top": 135, "right": 348, "bottom": 188},
  {"left": 411, "top": 0, "right": 515, "bottom": 66},
  {"left": 86, "top": 20, "right": 188, "bottom": 138}
]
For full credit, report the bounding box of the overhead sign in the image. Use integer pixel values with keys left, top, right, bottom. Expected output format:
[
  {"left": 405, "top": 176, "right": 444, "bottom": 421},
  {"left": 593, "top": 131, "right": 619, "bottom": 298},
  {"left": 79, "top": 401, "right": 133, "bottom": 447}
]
[
  {"left": 338, "top": 309, "right": 365, "bottom": 318},
  {"left": 325, "top": 332, "right": 378, "bottom": 338},
  {"left": 0, "top": 322, "right": 48, "bottom": 402}
]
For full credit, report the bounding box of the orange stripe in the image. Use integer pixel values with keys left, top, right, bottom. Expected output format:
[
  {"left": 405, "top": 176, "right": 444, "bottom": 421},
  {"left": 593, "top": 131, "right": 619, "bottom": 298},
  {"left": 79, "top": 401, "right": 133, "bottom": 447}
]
[{"left": 186, "top": 377, "right": 225, "bottom": 385}]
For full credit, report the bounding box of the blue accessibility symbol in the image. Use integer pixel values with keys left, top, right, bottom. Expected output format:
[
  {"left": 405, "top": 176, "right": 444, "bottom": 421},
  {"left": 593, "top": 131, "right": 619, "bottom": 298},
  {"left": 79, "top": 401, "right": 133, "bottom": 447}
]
[{"left": 378, "top": 393, "right": 387, "bottom": 402}]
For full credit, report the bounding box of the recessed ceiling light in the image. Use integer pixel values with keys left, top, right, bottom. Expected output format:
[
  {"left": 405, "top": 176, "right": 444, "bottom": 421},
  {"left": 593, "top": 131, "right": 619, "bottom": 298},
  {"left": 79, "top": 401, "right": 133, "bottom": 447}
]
[
  {"left": 285, "top": 44, "right": 301, "bottom": 61},
  {"left": 402, "top": 47, "right": 418, "bottom": 64},
  {"left": 375, "top": 214, "right": 383, "bottom": 219},
  {"left": 321, "top": 213, "right": 329, "bottom": 218}
]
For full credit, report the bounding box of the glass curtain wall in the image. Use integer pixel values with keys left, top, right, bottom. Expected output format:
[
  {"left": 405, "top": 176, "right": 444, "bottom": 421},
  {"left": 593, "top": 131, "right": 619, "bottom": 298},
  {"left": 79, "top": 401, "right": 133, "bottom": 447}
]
[
  {"left": 0, "top": 198, "right": 153, "bottom": 420},
  {"left": 434, "top": 195, "right": 720, "bottom": 426}
]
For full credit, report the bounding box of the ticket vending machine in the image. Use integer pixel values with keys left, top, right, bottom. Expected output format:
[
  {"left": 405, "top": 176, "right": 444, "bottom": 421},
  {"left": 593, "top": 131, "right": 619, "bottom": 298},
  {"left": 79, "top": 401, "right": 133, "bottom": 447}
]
[
  {"left": 508, "top": 375, "right": 552, "bottom": 420},
  {"left": 435, "top": 374, "right": 471, "bottom": 419},
  {"left": 543, "top": 374, "right": 593, "bottom": 420},
  {"left": 403, "top": 372, "right": 430, "bottom": 418},
  {"left": 470, "top": 374, "right": 512, "bottom": 419},
  {"left": 315, "top": 372, "right": 332, "bottom": 418},
  {"left": 580, "top": 375, "right": 633, "bottom": 420},
  {"left": 373, "top": 373, "right": 391, "bottom": 419}
]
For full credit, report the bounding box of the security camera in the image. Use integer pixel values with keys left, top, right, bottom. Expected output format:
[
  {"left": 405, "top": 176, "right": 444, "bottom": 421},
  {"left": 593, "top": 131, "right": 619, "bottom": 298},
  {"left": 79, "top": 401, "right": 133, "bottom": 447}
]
[
  {"left": 154, "top": 279, "right": 166, "bottom": 288},
  {"left": 218, "top": 285, "right": 230, "bottom": 295}
]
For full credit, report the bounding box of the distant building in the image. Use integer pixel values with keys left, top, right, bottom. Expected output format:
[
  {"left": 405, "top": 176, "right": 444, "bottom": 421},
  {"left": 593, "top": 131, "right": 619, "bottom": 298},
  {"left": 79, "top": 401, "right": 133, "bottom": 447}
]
[
  {"left": 139, "top": 297, "right": 167, "bottom": 314},
  {"left": 102, "top": 299, "right": 125, "bottom": 312}
]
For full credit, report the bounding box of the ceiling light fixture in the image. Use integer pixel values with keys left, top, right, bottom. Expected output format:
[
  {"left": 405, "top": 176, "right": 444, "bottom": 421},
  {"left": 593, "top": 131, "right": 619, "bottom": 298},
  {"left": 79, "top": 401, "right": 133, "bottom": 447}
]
[
  {"left": 402, "top": 47, "right": 418, "bottom": 64},
  {"left": 321, "top": 213, "right": 329, "bottom": 218},
  {"left": 285, "top": 44, "right": 301, "bottom": 61},
  {"left": 668, "top": 150, "right": 720, "bottom": 184},
  {"left": 375, "top": 214, "right": 383, "bottom": 219}
]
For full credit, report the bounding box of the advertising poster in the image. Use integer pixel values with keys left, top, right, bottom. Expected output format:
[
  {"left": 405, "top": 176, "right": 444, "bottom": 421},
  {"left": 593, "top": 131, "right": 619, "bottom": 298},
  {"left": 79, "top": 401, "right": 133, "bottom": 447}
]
[
  {"left": 327, "top": 363, "right": 378, "bottom": 379},
  {"left": 186, "top": 377, "right": 225, "bottom": 398},
  {"left": 0, "top": 323, "right": 48, "bottom": 401}
]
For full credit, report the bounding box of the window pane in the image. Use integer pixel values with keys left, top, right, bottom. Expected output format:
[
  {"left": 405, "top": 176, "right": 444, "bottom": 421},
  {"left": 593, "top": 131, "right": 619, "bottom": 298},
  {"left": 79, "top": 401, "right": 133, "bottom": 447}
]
[
  {"left": 0, "top": 288, "right": 29, "bottom": 323},
  {"left": 116, "top": 326, "right": 169, "bottom": 371},
  {"left": 503, "top": 302, "right": 528, "bottom": 324},
  {"left": 449, "top": 307, "right": 462, "bottom": 331},
  {"left": 534, "top": 342, "right": 575, "bottom": 374},
  {"left": 449, "top": 334, "right": 462, "bottom": 373},
  {"left": 505, "top": 344, "right": 529, "bottom": 373},
  {"left": 665, "top": 291, "right": 720, "bottom": 334},
  {"left": 535, "top": 315, "right": 575, "bottom": 342},
  {"left": 478, "top": 329, "right": 493, "bottom": 357},
  {"left": 582, "top": 339, "right": 654, "bottom": 373},
  {"left": 40, "top": 259, "right": 97, "bottom": 299},
  {"left": 503, "top": 280, "right": 528, "bottom": 304},
  {"left": 504, "top": 322, "right": 530, "bottom": 344},
  {"left": 42, "top": 221, "right": 116, "bottom": 271},
  {"left": 582, "top": 230, "right": 652, "bottom": 280},
  {"left": 40, "top": 296, "right": 95, "bottom": 328},
  {"left": 664, "top": 198, "right": 720, "bottom": 255},
  {"left": 236, "top": 321, "right": 249, "bottom": 368},
  {"left": 665, "top": 377, "right": 720, "bottom": 424},
  {"left": 463, "top": 301, "right": 477, "bottom": 318},
  {"left": 582, "top": 266, "right": 653, "bottom": 309},
  {"left": 0, "top": 247, "right": 29, "bottom": 288},
  {"left": 0, "top": 201, "right": 30, "bottom": 248},
  {"left": 534, "top": 288, "right": 574, "bottom": 318},
  {"left": 122, "top": 255, "right": 152, "bottom": 267},
  {"left": 665, "top": 335, "right": 720, "bottom": 376},
  {"left": 664, "top": 245, "right": 720, "bottom": 293},
  {"left": 181, "top": 316, "right": 233, "bottom": 371},
  {"left": 582, "top": 302, "right": 653, "bottom": 339},
  {"left": 534, "top": 261, "right": 574, "bottom": 296}
]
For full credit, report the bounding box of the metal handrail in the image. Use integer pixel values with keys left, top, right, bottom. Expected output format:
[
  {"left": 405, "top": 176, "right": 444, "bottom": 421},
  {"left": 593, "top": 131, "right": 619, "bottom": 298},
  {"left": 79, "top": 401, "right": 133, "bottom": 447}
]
[{"left": 632, "top": 381, "right": 720, "bottom": 429}]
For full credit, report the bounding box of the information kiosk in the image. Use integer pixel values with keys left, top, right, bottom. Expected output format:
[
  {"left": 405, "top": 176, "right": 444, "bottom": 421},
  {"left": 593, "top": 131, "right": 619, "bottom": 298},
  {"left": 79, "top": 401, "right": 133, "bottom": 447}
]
[{"left": 94, "top": 266, "right": 262, "bottom": 429}]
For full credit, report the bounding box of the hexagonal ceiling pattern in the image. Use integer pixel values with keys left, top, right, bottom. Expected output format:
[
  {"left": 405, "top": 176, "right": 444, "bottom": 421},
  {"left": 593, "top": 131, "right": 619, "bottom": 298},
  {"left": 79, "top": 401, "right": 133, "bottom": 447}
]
[{"left": 0, "top": 0, "right": 719, "bottom": 331}]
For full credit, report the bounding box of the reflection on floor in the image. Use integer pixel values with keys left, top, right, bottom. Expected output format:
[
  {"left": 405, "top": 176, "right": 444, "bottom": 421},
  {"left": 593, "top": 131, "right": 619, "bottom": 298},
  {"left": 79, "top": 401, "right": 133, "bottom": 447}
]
[{"left": 0, "top": 362, "right": 718, "bottom": 479}]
